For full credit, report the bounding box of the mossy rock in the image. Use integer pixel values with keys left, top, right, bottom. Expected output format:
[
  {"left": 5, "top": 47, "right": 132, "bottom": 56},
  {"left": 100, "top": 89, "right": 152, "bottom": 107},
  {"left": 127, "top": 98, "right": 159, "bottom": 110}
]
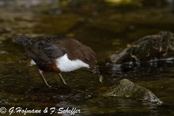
[
  {"left": 103, "top": 79, "right": 163, "bottom": 105},
  {"left": 110, "top": 31, "right": 174, "bottom": 64}
]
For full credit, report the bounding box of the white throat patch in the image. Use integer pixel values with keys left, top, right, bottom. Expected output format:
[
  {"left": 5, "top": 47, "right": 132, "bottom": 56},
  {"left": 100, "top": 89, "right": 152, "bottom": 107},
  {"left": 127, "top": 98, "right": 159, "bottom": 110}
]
[{"left": 56, "top": 54, "right": 89, "bottom": 72}]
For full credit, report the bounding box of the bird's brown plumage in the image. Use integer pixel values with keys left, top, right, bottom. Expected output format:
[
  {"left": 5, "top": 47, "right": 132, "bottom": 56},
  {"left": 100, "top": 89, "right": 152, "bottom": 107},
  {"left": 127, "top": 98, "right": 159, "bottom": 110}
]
[
  {"left": 14, "top": 35, "right": 103, "bottom": 86},
  {"left": 22, "top": 36, "right": 97, "bottom": 72}
]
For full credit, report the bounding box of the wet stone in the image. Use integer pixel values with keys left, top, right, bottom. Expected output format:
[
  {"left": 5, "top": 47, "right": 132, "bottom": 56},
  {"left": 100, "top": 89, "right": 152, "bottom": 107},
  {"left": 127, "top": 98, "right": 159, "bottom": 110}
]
[
  {"left": 103, "top": 79, "right": 163, "bottom": 105},
  {"left": 110, "top": 31, "right": 174, "bottom": 64}
]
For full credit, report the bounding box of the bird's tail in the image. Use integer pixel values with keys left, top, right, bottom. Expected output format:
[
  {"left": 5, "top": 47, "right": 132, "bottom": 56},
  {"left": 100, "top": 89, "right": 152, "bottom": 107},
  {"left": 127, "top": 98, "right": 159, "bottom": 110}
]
[{"left": 14, "top": 35, "right": 35, "bottom": 47}]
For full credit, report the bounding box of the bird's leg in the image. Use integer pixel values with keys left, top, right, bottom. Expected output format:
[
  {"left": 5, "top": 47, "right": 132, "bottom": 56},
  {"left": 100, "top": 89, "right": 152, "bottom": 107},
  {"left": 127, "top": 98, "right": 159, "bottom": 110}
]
[
  {"left": 38, "top": 69, "right": 51, "bottom": 88},
  {"left": 58, "top": 73, "right": 67, "bottom": 85}
]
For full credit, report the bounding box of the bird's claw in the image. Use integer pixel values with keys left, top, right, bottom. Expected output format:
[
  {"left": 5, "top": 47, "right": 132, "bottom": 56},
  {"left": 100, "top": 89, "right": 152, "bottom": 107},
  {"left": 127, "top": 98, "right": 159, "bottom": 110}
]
[{"left": 48, "top": 85, "right": 52, "bottom": 88}]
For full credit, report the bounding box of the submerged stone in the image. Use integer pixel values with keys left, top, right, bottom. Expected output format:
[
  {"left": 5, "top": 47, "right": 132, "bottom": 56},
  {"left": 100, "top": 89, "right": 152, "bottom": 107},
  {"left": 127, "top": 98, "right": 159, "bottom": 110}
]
[
  {"left": 103, "top": 79, "right": 163, "bottom": 105},
  {"left": 110, "top": 31, "right": 174, "bottom": 64}
]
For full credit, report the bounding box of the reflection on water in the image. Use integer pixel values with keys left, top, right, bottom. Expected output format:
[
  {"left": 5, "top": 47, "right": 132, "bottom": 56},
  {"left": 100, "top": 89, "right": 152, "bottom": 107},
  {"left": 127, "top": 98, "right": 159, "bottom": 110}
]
[
  {"left": 107, "top": 59, "right": 174, "bottom": 79},
  {"left": 0, "top": 0, "right": 174, "bottom": 116}
]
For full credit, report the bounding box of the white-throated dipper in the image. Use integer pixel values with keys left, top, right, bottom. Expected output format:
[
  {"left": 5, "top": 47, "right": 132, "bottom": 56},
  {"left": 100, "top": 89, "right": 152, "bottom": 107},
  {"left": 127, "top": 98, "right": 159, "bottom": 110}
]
[{"left": 14, "top": 35, "right": 103, "bottom": 87}]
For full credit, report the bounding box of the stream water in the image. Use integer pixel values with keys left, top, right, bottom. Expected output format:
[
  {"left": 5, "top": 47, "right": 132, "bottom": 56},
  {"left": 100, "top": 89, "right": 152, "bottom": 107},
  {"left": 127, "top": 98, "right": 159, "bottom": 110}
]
[{"left": 0, "top": 0, "right": 174, "bottom": 116}]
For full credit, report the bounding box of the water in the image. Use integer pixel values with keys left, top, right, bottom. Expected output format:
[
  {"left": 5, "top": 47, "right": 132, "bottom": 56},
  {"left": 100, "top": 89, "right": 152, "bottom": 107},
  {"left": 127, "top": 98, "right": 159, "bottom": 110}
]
[{"left": 0, "top": 0, "right": 174, "bottom": 116}]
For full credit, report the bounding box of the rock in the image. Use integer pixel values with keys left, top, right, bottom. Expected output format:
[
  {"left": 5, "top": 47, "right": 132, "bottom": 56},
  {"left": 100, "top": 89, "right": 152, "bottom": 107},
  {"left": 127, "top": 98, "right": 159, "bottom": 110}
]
[
  {"left": 103, "top": 79, "right": 163, "bottom": 105},
  {"left": 110, "top": 31, "right": 174, "bottom": 64}
]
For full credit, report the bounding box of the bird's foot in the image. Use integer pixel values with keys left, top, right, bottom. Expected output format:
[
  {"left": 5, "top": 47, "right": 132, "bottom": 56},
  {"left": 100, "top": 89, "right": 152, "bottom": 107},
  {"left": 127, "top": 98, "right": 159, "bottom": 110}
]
[{"left": 47, "top": 85, "right": 52, "bottom": 88}]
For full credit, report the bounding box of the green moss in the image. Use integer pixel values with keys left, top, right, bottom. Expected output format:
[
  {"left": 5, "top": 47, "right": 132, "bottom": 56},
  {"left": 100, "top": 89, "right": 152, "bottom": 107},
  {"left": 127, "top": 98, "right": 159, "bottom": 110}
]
[
  {"left": 103, "top": 79, "right": 163, "bottom": 104},
  {"left": 105, "top": 0, "right": 142, "bottom": 7}
]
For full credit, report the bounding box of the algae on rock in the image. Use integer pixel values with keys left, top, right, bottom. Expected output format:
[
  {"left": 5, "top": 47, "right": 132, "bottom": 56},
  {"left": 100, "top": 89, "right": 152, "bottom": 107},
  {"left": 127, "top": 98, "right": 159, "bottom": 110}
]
[
  {"left": 110, "top": 31, "right": 174, "bottom": 64},
  {"left": 103, "top": 79, "right": 163, "bottom": 105}
]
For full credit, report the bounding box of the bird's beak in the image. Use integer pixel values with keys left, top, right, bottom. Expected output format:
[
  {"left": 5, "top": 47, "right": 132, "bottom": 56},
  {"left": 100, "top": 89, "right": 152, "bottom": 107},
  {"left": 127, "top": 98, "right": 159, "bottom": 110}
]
[{"left": 91, "top": 67, "right": 103, "bottom": 83}]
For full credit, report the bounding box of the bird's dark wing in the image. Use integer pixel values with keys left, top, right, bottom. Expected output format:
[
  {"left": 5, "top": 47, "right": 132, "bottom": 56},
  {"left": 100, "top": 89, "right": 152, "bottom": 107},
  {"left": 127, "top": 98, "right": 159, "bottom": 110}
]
[
  {"left": 42, "top": 44, "right": 65, "bottom": 59},
  {"left": 25, "top": 40, "right": 65, "bottom": 63}
]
